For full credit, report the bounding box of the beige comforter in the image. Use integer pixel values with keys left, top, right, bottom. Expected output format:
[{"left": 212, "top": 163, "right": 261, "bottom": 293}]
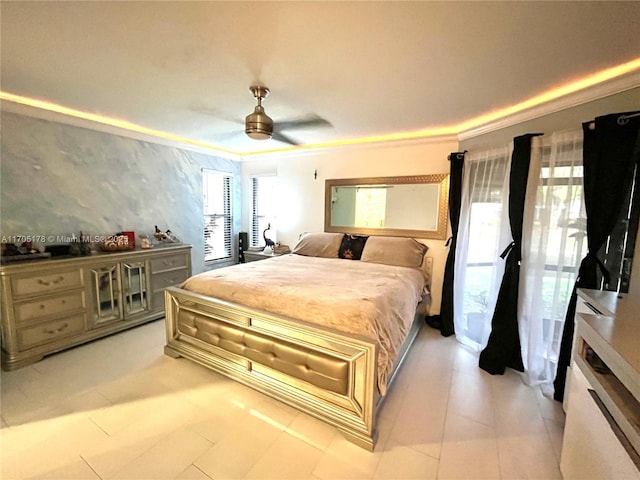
[{"left": 180, "top": 254, "right": 428, "bottom": 394}]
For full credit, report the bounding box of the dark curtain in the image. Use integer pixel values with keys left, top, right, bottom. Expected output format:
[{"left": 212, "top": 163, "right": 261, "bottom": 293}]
[
  {"left": 479, "top": 134, "right": 541, "bottom": 375},
  {"left": 553, "top": 111, "right": 640, "bottom": 401},
  {"left": 434, "top": 152, "right": 465, "bottom": 336}
]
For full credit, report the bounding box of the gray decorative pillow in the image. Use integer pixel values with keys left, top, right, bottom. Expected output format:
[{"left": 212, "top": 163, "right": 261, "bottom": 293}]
[
  {"left": 360, "top": 236, "right": 428, "bottom": 269},
  {"left": 292, "top": 232, "right": 345, "bottom": 258}
]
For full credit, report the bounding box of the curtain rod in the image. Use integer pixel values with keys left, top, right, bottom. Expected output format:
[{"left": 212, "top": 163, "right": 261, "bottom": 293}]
[
  {"left": 618, "top": 112, "right": 640, "bottom": 125},
  {"left": 447, "top": 150, "right": 468, "bottom": 161},
  {"left": 588, "top": 112, "right": 640, "bottom": 130}
]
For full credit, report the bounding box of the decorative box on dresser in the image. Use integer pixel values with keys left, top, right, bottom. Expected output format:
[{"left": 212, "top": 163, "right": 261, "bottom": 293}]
[
  {"left": 0, "top": 244, "right": 191, "bottom": 370},
  {"left": 560, "top": 288, "right": 640, "bottom": 480}
]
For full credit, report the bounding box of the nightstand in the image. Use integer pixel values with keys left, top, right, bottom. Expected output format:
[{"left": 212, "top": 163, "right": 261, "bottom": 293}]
[{"left": 244, "top": 251, "right": 284, "bottom": 263}]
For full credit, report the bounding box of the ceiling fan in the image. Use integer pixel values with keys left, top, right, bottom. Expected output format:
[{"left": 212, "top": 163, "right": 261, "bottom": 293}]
[{"left": 244, "top": 85, "right": 331, "bottom": 145}]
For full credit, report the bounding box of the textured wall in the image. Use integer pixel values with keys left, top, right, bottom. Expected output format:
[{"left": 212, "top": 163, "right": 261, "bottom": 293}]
[{"left": 0, "top": 112, "right": 240, "bottom": 274}]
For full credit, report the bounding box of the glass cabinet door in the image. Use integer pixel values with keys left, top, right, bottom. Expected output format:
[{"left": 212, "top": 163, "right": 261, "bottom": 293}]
[
  {"left": 89, "top": 264, "right": 121, "bottom": 325},
  {"left": 122, "top": 261, "right": 148, "bottom": 316}
]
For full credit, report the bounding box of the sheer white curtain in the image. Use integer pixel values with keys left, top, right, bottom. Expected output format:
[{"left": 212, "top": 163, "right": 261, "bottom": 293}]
[
  {"left": 519, "top": 130, "right": 586, "bottom": 394},
  {"left": 454, "top": 146, "right": 512, "bottom": 351}
]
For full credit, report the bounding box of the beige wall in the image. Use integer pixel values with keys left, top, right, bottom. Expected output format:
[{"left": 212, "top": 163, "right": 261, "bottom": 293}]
[{"left": 241, "top": 138, "right": 458, "bottom": 314}]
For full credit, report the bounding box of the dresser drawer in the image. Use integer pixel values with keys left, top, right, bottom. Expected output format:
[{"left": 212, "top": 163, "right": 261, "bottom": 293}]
[
  {"left": 151, "top": 268, "right": 189, "bottom": 290},
  {"left": 17, "top": 315, "right": 85, "bottom": 350},
  {"left": 150, "top": 269, "right": 189, "bottom": 312},
  {"left": 15, "top": 291, "right": 85, "bottom": 324},
  {"left": 12, "top": 270, "right": 83, "bottom": 298},
  {"left": 151, "top": 291, "right": 167, "bottom": 312},
  {"left": 150, "top": 253, "right": 188, "bottom": 273}
]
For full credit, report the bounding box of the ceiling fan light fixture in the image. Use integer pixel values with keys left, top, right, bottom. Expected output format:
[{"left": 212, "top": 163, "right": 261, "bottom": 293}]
[{"left": 245, "top": 105, "right": 273, "bottom": 140}]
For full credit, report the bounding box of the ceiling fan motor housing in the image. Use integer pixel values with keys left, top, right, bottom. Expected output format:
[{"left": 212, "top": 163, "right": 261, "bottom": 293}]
[
  {"left": 246, "top": 86, "right": 273, "bottom": 140},
  {"left": 246, "top": 105, "right": 274, "bottom": 140}
]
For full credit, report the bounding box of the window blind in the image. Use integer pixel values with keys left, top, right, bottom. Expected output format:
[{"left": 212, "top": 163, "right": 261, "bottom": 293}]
[
  {"left": 203, "top": 170, "right": 233, "bottom": 262},
  {"left": 250, "top": 174, "right": 277, "bottom": 247}
]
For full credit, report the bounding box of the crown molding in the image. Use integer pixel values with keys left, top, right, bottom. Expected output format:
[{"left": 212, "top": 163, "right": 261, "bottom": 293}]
[
  {"left": 3, "top": 65, "right": 638, "bottom": 158},
  {"left": 2, "top": 97, "right": 455, "bottom": 160},
  {"left": 458, "top": 69, "right": 640, "bottom": 141},
  {"left": 0, "top": 100, "right": 241, "bottom": 161},
  {"left": 0, "top": 99, "right": 458, "bottom": 161}
]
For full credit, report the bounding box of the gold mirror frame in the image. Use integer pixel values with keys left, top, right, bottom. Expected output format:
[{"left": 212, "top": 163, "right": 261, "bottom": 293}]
[{"left": 324, "top": 174, "right": 450, "bottom": 240}]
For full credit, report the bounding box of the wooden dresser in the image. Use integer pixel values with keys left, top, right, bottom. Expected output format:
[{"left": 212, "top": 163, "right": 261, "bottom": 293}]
[{"left": 0, "top": 244, "right": 191, "bottom": 370}]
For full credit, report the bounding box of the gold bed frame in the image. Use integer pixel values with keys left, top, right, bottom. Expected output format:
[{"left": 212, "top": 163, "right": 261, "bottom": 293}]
[{"left": 164, "top": 258, "right": 432, "bottom": 451}]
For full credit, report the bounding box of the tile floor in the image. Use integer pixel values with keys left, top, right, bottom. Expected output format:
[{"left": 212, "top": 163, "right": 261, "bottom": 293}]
[{"left": 0, "top": 320, "right": 565, "bottom": 479}]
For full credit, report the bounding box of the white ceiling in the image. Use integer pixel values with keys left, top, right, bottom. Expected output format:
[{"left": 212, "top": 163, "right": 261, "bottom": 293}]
[{"left": 2, "top": 1, "right": 639, "bottom": 155}]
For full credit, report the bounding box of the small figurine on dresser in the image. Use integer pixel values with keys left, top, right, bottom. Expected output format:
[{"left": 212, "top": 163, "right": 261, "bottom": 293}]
[
  {"left": 139, "top": 234, "right": 153, "bottom": 249},
  {"left": 154, "top": 225, "right": 180, "bottom": 243},
  {"left": 154, "top": 225, "right": 168, "bottom": 242},
  {"left": 165, "top": 230, "right": 180, "bottom": 243}
]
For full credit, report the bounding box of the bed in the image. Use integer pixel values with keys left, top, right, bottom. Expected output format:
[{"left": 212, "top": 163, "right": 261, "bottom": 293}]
[{"left": 164, "top": 233, "right": 431, "bottom": 450}]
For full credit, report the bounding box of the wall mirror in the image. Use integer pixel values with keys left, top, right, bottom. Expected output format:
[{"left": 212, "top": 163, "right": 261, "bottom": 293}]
[{"left": 325, "top": 174, "right": 449, "bottom": 240}]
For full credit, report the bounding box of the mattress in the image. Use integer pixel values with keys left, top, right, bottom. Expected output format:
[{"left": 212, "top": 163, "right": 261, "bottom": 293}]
[{"left": 181, "top": 254, "right": 428, "bottom": 394}]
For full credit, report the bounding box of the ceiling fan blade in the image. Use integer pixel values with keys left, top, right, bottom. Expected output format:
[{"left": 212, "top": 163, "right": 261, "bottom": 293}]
[
  {"left": 211, "top": 130, "right": 247, "bottom": 143},
  {"left": 271, "top": 132, "right": 300, "bottom": 146},
  {"left": 189, "top": 104, "right": 244, "bottom": 125},
  {"left": 275, "top": 114, "right": 332, "bottom": 131}
]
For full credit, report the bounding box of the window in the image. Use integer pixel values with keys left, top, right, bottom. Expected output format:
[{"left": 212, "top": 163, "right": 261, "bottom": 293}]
[
  {"left": 250, "top": 174, "right": 277, "bottom": 248},
  {"left": 203, "top": 170, "right": 233, "bottom": 262},
  {"left": 522, "top": 133, "right": 587, "bottom": 389},
  {"left": 599, "top": 162, "right": 640, "bottom": 293},
  {"left": 455, "top": 131, "right": 639, "bottom": 393},
  {"left": 454, "top": 147, "right": 511, "bottom": 349}
]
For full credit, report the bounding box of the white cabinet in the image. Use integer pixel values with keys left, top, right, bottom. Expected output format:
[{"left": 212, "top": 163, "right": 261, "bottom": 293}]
[
  {"left": 561, "top": 361, "right": 640, "bottom": 479},
  {"left": 560, "top": 289, "right": 640, "bottom": 479}
]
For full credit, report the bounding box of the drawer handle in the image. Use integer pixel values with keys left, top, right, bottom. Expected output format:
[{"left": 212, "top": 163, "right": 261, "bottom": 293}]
[
  {"left": 37, "top": 276, "right": 65, "bottom": 287},
  {"left": 163, "top": 260, "right": 176, "bottom": 266},
  {"left": 40, "top": 299, "right": 66, "bottom": 310},
  {"left": 584, "top": 302, "right": 603, "bottom": 315},
  {"left": 43, "top": 323, "right": 68, "bottom": 335}
]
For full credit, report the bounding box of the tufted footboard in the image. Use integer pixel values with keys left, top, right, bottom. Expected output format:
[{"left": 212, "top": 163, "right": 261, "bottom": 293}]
[{"left": 164, "top": 286, "right": 424, "bottom": 450}]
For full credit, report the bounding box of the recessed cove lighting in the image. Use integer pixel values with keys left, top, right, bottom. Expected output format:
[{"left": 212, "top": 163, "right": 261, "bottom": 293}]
[{"left": 2, "top": 56, "right": 639, "bottom": 156}]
